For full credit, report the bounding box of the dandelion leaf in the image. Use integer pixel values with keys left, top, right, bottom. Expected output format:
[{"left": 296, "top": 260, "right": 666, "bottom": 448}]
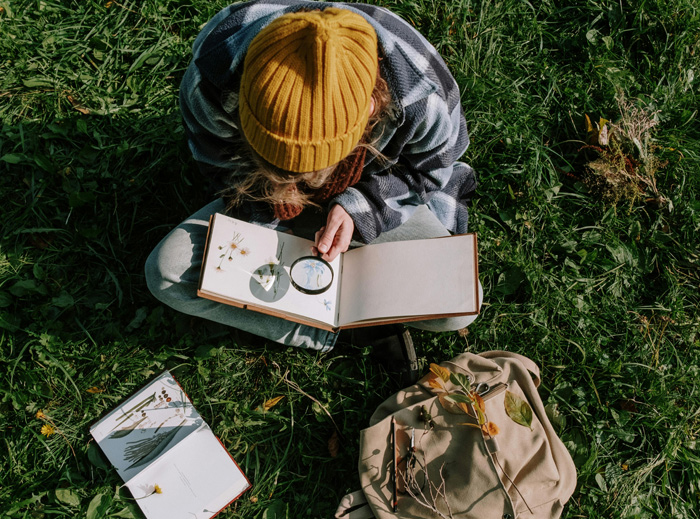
[
  {"left": 87, "top": 443, "right": 109, "bottom": 470},
  {"left": 504, "top": 390, "right": 533, "bottom": 430},
  {"left": 86, "top": 493, "right": 110, "bottom": 519},
  {"left": 56, "top": 488, "right": 81, "bottom": 507}
]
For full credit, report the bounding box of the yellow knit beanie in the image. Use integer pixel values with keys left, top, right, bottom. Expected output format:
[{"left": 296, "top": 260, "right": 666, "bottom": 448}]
[{"left": 239, "top": 8, "right": 378, "bottom": 173}]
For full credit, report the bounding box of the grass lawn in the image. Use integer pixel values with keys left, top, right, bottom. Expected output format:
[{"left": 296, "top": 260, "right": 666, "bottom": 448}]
[{"left": 1, "top": 0, "right": 699, "bottom": 517}]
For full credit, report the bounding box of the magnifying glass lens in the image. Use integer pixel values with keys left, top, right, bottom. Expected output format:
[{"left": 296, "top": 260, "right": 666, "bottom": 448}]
[{"left": 289, "top": 256, "right": 334, "bottom": 295}]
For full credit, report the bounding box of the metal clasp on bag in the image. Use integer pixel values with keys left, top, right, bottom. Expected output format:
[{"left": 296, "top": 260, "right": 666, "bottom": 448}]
[
  {"left": 473, "top": 382, "right": 490, "bottom": 396},
  {"left": 473, "top": 382, "right": 509, "bottom": 401}
]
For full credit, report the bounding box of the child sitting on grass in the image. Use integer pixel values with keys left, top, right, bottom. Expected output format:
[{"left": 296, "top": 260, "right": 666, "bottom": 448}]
[{"left": 145, "top": 0, "right": 480, "bottom": 385}]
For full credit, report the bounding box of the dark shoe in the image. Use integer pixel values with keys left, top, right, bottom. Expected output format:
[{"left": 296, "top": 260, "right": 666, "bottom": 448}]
[
  {"left": 230, "top": 327, "right": 269, "bottom": 348},
  {"left": 342, "top": 325, "right": 420, "bottom": 387}
]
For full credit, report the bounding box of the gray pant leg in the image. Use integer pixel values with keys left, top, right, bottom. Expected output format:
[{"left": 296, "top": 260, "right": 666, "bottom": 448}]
[
  {"left": 145, "top": 199, "right": 337, "bottom": 351},
  {"left": 145, "top": 203, "right": 480, "bottom": 350}
]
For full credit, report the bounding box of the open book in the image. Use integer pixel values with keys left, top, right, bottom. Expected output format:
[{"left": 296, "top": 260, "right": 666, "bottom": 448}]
[
  {"left": 90, "top": 371, "right": 250, "bottom": 519},
  {"left": 198, "top": 213, "right": 479, "bottom": 332}
]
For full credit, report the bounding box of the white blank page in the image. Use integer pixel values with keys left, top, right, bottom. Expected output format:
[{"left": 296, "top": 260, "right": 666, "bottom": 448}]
[{"left": 338, "top": 235, "right": 477, "bottom": 326}]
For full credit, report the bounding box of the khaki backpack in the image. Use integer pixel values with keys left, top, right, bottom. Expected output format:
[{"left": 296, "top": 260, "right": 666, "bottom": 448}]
[{"left": 336, "top": 351, "right": 577, "bottom": 519}]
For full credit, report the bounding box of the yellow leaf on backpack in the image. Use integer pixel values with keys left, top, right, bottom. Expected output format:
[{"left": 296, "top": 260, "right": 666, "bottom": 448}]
[
  {"left": 426, "top": 373, "right": 446, "bottom": 392},
  {"left": 429, "top": 363, "right": 451, "bottom": 383},
  {"left": 263, "top": 395, "right": 285, "bottom": 411},
  {"left": 457, "top": 402, "right": 473, "bottom": 416},
  {"left": 473, "top": 392, "right": 485, "bottom": 413},
  {"left": 482, "top": 421, "right": 500, "bottom": 437},
  {"left": 438, "top": 394, "right": 464, "bottom": 415}
]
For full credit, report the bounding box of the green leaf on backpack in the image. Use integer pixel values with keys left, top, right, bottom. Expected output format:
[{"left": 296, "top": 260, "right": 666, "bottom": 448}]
[
  {"left": 445, "top": 393, "right": 473, "bottom": 405},
  {"left": 449, "top": 372, "right": 472, "bottom": 392},
  {"left": 504, "top": 390, "right": 533, "bottom": 430}
]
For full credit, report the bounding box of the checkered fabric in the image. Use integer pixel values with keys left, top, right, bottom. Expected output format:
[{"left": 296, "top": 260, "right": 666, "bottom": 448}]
[{"left": 180, "top": 0, "right": 477, "bottom": 243}]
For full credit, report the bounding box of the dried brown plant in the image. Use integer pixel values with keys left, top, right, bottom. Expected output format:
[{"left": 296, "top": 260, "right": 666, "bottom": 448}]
[
  {"left": 581, "top": 95, "right": 668, "bottom": 208},
  {"left": 399, "top": 458, "right": 454, "bottom": 519}
]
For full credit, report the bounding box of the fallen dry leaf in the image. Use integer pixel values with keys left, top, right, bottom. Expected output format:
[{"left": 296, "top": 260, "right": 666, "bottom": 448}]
[
  {"left": 263, "top": 395, "right": 285, "bottom": 411},
  {"left": 29, "top": 233, "right": 53, "bottom": 250},
  {"left": 67, "top": 94, "right": 90, "bottom": 115},
  {"left": 328, "top": 430, "right": 339, "bottom": 458}
]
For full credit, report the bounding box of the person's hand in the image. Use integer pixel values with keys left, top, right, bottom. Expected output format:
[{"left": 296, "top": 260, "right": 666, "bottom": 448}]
[{"left": 313, "top": 205, "right": 354, "bottom": 262}]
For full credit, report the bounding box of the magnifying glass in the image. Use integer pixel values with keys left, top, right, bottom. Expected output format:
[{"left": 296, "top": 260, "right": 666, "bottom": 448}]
[{"left": 289, "top": 256, "right": 334, "bottom": 295}]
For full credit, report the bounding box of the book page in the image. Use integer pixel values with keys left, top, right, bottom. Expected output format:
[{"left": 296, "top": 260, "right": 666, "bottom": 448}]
[
  {"left": 338, "top": 235, "right": 478, "bottom": 326},
  {"left": 199, "top": 214, "right": 341, "bottom": 327},
  {"left": 125, "top": 424, "right": 250, "bottom": 519},
  {"left": 90, "top": 372, "right": 203, "bottom": 483}
]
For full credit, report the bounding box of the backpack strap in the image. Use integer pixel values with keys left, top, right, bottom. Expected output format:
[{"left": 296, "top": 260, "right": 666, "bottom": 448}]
[
  {"left": 479, "top": 350, "right": 541, "bottom": 388},
  {"left": 335, "top": 490, "right": 375, "bottom": 519}
]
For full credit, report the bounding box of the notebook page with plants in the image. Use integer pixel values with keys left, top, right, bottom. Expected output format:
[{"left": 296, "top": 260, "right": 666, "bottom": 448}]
[
  {"left": 198, "top": 213, "right": 342, "bottom": 327},
  {"left": 90, "top": 371, "right": 249, "bottom": 519}
]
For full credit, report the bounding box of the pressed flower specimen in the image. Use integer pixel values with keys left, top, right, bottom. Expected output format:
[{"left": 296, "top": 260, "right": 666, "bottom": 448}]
[
  {"left": 124, "top": 419, "right": 187, "bottom": 469},
  {"left": 253, "top": 242, "right": 286, "bottom": 296},
  {"left": 131, "top": 484, "right": 164, "bottom": 500},
  {"left": 302, "top": 260, "right": 326, "bottom": 290},
  {"left": 217, "top": 231, "right": 246, "bottom": 269}
]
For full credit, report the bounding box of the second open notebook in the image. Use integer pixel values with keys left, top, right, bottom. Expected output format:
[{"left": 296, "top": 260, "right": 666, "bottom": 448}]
[
  {"left": 198, "top": 212, "right": 479, "bottom": 331},
  {"left": 89, "top": 372, "right": 250, "bottom": 519}
]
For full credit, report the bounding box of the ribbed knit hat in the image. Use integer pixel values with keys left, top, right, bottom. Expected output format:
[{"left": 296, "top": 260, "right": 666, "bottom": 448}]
[{"left": 239, "top": 8, "right": 378, "bottom": 173}]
